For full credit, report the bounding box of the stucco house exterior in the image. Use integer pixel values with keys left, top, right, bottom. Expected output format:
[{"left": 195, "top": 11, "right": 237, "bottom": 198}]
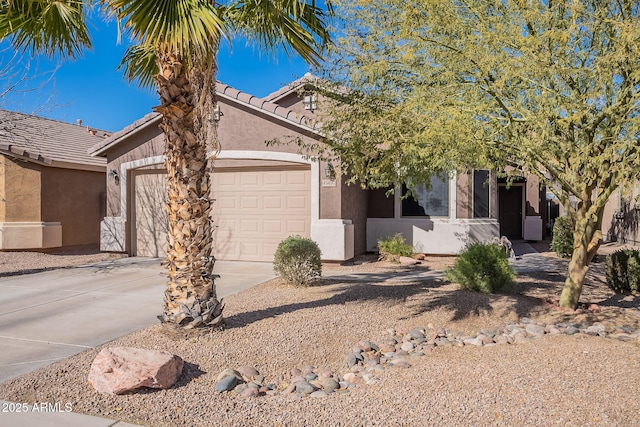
[
  {"left": 90, "top": 77, "right": 548, "bottom": 262},
  {"left": 602, "top": 184, "right": 640, "bottom": 246},
  {"left": 0, "top": 110, "right": 108, "bottom": 250}
]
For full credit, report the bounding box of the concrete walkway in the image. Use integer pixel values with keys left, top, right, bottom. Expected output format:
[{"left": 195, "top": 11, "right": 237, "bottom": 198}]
[{"left": 0, "top": 258, "right": 275, "bottom": 427}]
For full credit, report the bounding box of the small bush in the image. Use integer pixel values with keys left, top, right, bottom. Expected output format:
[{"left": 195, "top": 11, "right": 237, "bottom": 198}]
[
  {"left": 551, "top": 216, "right": 574, "bottom": 258},
  {"left": 377, "top": 233, "right": 414, "bottom": 261},
  {"left": 606, "top": 249, "right": 640, "bottom": 294},
  {"left": 445, "top": 242, "right": 515, "bottom": 293},
  {"left": 273, "top": 235, "right": 322, "bottom": 286}
]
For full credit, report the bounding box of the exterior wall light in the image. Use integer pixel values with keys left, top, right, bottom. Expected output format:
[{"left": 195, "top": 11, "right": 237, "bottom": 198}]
[
  {"left": 109, "top": 169, "right": 120, "bottom": 185},
  {"left": 303, "top": 93, "right": 317, "bottom": 111},
  {"left": 213, "top": 104, "right": 223, "bottom": 121},
  {"left": 324, "top": 162, "right": 336, "bottom": 180}
]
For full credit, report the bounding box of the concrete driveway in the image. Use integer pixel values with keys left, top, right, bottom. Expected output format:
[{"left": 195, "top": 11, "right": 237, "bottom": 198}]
[{"left": 0, "top": 258, "right": 275, "bottom": 384}]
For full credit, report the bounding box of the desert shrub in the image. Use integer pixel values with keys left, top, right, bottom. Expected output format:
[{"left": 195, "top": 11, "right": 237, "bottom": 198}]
[
  {"left": 606, "top": 249, "right": 640, "bottom": 294},
  {"left": 551, "top": 216, "right": 574, "bottom": 258},
  {"left": 445, "top": 242, "right": 515, "bottom": 293},
  {"left": 377, "top": 233, "right": 414, "bottom": 261},
  {"left": 273, "top": 235, "right": 322, "bottom": 286}
]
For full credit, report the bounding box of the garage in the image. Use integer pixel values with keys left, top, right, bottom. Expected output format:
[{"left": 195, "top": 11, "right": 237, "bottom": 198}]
[
  {"left": 131, "top": 167, "right": 311, "bottom": 261},
  {"left": 212, "top": 167, "right": 311, "bottom": 261}
]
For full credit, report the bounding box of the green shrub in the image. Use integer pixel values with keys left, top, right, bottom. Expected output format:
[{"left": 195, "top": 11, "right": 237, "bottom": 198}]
[
  {"left": 606, "top": 249, "right": 640, "bottom": 294},
  {"left": 377, "top": 233, "right": 414, "bottom": 261},
  {"left": 551, "top": 216, "right": 574, "bottom": 258},
  {"left": 445, "top": 242, "right": 515, "bottom": 293},
  {"left": 273, "top": 235, "right": 322, "bottom": 286}
]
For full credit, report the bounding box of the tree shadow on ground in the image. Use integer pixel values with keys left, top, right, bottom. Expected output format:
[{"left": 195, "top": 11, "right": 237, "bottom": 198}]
[
  {"left": 224, "top": 278, "right": 446, "bottom": 329},
  {"left": 406, "top": 287, "right": 545, "bottom": 322}
]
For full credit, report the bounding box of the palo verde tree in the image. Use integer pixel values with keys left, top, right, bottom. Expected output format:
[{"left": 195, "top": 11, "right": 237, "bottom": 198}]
[
  {"left": 1, "top": 0, "right": 332, "bottom": 328},
  {"left": 313, "top": 0, "right": 639, "bottom": 309}
]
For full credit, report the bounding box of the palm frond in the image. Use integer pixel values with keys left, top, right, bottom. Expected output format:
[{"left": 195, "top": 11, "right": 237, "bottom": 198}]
[
  {"left": 119, "top": 43, "right": 157, "bottom": 88},
  {"left": 0, "top": 0, "right": 92, "bottom": 58},
  {"left": 227, "top": 0, "right": 333, "bottom": 66},
  {"left": 106, "top": 0, "right": 227, "bottom": 63}
]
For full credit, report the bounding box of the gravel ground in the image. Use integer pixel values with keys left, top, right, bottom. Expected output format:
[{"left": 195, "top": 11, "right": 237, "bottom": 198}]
[
  {"left": 1, "top": 247, "right": 639, "bottom": 426},
  {"left": 0, "top": 248, "right": 125, "bottom": 277}
]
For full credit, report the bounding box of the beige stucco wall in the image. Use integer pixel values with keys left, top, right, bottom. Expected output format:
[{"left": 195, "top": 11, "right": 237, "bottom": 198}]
[
  {"left": 0, "top": 155, "right": 42, "bottom": 222},
  {"left": 0, "top": 155, "right": 105, "bottom": 248},
  {"left": 41, "top": 167, "right": 105, "bottom": 247}
]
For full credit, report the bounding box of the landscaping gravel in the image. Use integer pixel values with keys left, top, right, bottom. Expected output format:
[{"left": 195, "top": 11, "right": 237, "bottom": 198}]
[
  {"left": 0, "top": 248, "right": 125, "bottom": 276},
  {"left": 0, "top": 249, "right": 639, "bottom": 426}
]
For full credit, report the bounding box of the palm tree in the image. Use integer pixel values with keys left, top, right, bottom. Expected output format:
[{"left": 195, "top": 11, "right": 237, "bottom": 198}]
[{"left": 1, "top": 0, "right": 332, "bottom": 328}]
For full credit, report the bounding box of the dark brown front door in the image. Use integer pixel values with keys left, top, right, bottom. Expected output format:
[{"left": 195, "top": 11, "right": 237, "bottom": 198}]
[{"left": 499, "top": 185, "right": 523, "bottom": 238}]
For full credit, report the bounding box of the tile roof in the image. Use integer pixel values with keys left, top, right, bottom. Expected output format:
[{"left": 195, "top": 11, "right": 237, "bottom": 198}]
[
  {"left": 90, "top": 80, "right": 320, "bottom": 156},
  {"left": 262, "top": 72, "right": 320, "bottom": 102},
  {"left": 0, "top": 110, "right": 108, "bottom": 171}
]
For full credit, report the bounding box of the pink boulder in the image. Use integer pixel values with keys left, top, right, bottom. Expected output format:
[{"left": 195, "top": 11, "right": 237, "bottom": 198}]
[
  {"left": 88, "top": 347, "right": 184, "bottom": 395},
  {"left": 399, "top": 256, "right": 419, "bottom": 265}
]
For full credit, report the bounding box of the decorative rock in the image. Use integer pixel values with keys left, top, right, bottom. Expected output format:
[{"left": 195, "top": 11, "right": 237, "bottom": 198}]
[
  {"left": 409, "top": 329, "right": 426, "bottom": 340},
  {"left": 343, "top": 372, "right": 358, "bottom": 383},
  {"left": 494, "top": 335, "right": 509, "bottom": 345},
  {"left": 283, "top": 383, "right": 296, "bottom": 394},
  {"left": 240, "top": 387, "right": 260, "bottom": 398},
  {"left": 564, "top": 326, "right": 580, "bottom": 335},
  {"left": 295, "top": 381, "right": 317, "bottom": 394},
  {"left": 215, "top": 375, "right": 240, "bottom": 392},
  {"left": 400, "top": 342, "right": 414, "bottom": 352},
  {"left": 463, "top": 337, "right": 483, "bottom": 346},
  {"left": 477, "top": 334, "right": 494, "bottom": 345},
  {"left": 525, "top": 324, "right": 546, "bottom": 337},
  {"left": 216, "top": 368, "right": 243, "bottom": 382},
  {"left": 291, "top": 368, "right": 302, "bottom": 377},
  {"left": 322, "top": 378, "right": 340, "bottom": 392},
  {"left": 584, "top": 324, "right": 606, "bottom": 336},
  {"left": 399, "top": 256, "right": 419, "bottom": 265},
  {"left": 359, "top": 340, "right": 379, "bottom": 352},
  {"left": 88, "top": 347, "right": 184, "bottom": 395},
  {"left": 305, "top": 373, "right": 318, "bottom": 381},
  {"left": 238, "top": 366, "right": 259, "bottom": 381},
  {"left": 302, "top": 365, "right": 315, "bottom": 375},
  {"left": 520, "top": 317, "right": 533, "bottom": 324}
]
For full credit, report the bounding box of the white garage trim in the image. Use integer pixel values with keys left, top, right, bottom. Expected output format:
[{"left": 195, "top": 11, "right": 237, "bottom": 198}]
[{"left": 100, "top": 151, "right": 319, "bottom": 253}]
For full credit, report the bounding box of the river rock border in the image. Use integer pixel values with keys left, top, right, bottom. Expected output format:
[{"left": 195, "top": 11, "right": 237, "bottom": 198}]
[{"left": 213, "top": 318, "right": 640, "bottom": 398}]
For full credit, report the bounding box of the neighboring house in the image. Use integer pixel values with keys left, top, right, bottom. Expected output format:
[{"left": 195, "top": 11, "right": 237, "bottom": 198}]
[
  {"left": 602, "top": 184, "right": 640, "bottom": 246},
  {"left": 0, "top": 110, "right": 108, "bottom": 250},
  {"left": 90, "top": 76, "right": 548, "bottom": 262}
]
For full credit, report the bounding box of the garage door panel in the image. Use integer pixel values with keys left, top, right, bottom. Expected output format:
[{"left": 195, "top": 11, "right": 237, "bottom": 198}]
[
  {"left": 263, "top": 220, "right": 283, "bottom": 233},
  {"left": 134, "top": 173, "right": 168, "bottom": 257},
  {"left": 216, "top": 195, "right": 237, "bottom": 209},
  {"left": 263, "top": 196, "right": 283, "bottom": 209},
  {"left": 240, "top": 196, "right": 259, "bottom": 209},
  {"left": 286, "top": 220, "right": 308, "bottom": 234},
  {"left": 212, "top": 168, "right": 311, "bottom": 261}
]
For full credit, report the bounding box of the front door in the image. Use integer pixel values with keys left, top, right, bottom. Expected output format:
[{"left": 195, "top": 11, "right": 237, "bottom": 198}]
[{"left": 499, "top": 185, "right": 523, "bottom": 238}]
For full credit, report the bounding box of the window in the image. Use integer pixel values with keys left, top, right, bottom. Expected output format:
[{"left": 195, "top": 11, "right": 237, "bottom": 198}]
[
  {"left": 473, "top": 170, "right": 490, "bottom": 218},
  {"left": 402, "top": 174, "right": 450, "bottom": 217}
]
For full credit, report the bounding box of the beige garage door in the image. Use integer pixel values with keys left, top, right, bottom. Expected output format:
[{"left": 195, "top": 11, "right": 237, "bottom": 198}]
[
  {"left": 132, "top": 167, "right": 311, "bottom": 261},
  {"left": 212, "top": 168, "right": 311, "bottom": 261},
  {"left": 134, "top": 172, "right": 168, "bottom": 257}
]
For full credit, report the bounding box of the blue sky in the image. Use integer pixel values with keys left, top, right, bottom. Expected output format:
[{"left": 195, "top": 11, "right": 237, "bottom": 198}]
[{"left": 0, "top": 17, "right": 315, "bottom": 132}]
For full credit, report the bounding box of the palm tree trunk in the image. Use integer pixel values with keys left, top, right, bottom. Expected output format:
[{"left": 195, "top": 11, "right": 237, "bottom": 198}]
[{"left": 154, "top": 52, "right": 223, "bottom": 328}]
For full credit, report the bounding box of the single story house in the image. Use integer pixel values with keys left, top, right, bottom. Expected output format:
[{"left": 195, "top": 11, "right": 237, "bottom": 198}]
[
  {"left": 90, "top": 76, "right": 548, "bottom": 262},
  {"left": 0, "top": 110, "right": 108, "bottom": 250}
]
